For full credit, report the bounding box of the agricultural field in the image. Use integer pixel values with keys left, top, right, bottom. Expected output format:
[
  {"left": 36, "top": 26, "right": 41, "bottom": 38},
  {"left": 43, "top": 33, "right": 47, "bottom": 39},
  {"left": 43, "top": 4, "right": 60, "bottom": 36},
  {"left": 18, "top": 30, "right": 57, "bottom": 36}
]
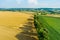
[
  {"left": 0, "top": 8, "right": 60, "bottom": 40},
  {"left": 0, "top": 11, "right": 38, "bottom": 40},
  {"left": 0, "top": 11, "right": 31, "bottom": 27},
  {"left": 42, "top": 16, "right": 60, "bottom": 40},
  {"left": 34, "top": 14, "right": 60, "bottom": 40}
]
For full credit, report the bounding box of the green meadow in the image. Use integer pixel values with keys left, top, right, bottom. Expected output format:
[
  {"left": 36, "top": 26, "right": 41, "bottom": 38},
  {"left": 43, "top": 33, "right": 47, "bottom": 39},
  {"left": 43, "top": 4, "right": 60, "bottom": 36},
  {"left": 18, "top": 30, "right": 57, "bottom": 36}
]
[
  {"left": 34, "top": 14, "right": 60, "bottom": 40},
  {"left": 42, "top": 16, "right": 60, "bottom": 40}
]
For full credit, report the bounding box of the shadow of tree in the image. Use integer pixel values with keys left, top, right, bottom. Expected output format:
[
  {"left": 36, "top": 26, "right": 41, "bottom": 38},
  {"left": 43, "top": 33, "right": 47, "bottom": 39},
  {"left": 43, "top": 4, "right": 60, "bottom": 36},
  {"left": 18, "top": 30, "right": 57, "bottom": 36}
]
[
  {"left": 16, "top": 33, "right": 37, "bottom": 40},
  {"left": 15, "top": 16, "right": 38, "bottom": 40}
]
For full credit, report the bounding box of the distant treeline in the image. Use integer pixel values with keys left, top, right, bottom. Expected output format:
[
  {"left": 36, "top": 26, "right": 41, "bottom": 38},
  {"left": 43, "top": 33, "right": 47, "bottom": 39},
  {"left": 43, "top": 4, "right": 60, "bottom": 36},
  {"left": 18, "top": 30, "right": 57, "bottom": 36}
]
[
  {"left": 0, "top": 8, "right": 60, "bottom": 14},
  {"left": 0, "top": 8, "right": 39, "bottom": 12}
]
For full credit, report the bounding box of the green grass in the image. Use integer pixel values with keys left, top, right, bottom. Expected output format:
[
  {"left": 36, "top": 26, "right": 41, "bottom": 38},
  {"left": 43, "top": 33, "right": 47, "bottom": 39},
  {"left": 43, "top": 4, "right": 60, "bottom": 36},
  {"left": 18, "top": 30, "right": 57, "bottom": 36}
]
[
  {"left": 34, "top": 14, "right": 60, "bottom": 40},
  {"left": 41, "top": 16, "right": 60, "bottom": 40}
]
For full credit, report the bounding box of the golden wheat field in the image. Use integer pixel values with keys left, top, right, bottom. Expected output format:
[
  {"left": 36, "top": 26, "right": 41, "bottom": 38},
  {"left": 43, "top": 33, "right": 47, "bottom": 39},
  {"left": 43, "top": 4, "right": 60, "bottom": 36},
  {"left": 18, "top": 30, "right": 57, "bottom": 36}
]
[
  {"left": 0, "top": 11, "right": 35, "bottom": 40},
  {"left": 0, "top": 11, "right": 32, "bottom": 27}
]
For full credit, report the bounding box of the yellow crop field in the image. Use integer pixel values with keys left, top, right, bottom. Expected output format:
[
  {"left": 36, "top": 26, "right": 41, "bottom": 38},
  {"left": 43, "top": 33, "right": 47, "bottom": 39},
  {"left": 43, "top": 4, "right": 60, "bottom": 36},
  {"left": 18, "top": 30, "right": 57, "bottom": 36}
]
[
  {"left": 0, "top": 11, "right": 34, "bottom": 40},
  {"left": 0, "top": 11, "right": 31, "bottom": 27}
]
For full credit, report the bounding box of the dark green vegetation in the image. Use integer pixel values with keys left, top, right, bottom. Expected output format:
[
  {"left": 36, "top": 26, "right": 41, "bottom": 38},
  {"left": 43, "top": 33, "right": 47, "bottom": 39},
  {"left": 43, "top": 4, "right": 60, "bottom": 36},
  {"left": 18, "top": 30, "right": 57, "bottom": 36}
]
[
  {"left": 34, "top": 14, "right": 60, "bottom": 40},
  {"left": 34, "top": 14, "right": 48, "bottom": 40}
]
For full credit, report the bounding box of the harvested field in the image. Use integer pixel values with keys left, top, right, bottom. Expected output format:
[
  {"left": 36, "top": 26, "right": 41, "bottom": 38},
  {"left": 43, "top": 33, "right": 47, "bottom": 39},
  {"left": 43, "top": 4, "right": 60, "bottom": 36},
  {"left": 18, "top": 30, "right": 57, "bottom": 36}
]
[{"left": 0, "top": 11, "right": 38, "bottom": 40}]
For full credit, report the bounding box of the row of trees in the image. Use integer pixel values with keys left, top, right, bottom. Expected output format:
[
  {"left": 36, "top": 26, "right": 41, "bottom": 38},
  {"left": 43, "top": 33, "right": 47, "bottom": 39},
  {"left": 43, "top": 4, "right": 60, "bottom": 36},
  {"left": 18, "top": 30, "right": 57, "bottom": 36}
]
[{"left": 34, "top": 13, "right": 48, "bottom": 40}]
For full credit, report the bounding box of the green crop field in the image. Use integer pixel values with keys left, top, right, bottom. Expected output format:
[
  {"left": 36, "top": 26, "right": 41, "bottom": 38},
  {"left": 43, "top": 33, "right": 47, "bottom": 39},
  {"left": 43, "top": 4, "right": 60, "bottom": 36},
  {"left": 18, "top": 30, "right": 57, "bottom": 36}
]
[
  {"left": 42, "top": 16, "right": 60, "bottom": 40},
  {"left": 34, "top": 14, "right": 60, "bottom": 40}
]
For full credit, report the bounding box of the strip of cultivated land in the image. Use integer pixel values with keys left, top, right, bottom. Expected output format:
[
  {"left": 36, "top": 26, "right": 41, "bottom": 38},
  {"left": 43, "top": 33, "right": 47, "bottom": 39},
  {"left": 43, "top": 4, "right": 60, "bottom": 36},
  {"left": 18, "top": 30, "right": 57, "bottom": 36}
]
[
  {"left": 42, "top": 16, "right": 60, "bottom": 40},
  {"left": 0, "top": 11, "right": 38, "bottom": 40},
  {"left": 38, "top": 15, "right": 60, "bottom": 40}
]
